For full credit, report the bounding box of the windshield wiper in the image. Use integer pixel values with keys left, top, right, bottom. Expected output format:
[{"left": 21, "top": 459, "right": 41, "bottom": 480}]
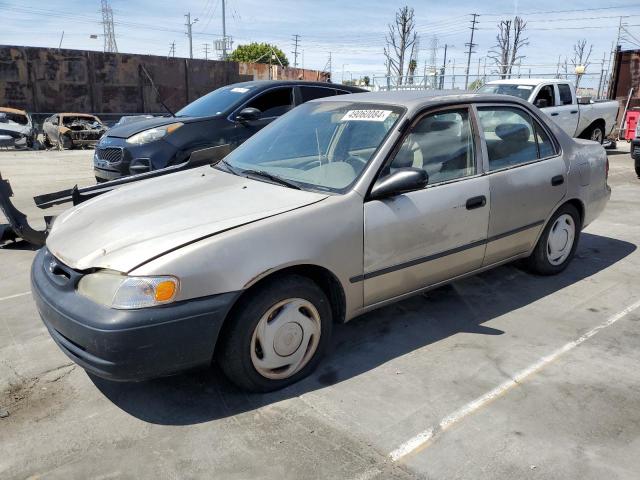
[
  {"left": 216, "top": 159, "right": 240, "bottom": 175},
  {"left": 242, "top": 169, "right": 302, "bottom": 190}
]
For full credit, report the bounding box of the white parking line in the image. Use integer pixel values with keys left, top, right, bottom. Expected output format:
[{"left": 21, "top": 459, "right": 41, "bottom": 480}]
[
  {"left": 0, "top": 291, "right": 31, "bottom": 302},
  {"left": 389, "top": 298, "right": 640, "bottom": 462}
]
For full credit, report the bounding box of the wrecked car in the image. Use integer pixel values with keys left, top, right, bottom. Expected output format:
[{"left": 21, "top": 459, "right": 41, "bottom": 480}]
[
  {"left": 31, "top": 91, "right": 610, "bottom": 392},
  {"left": 42, "top": 113, "right": 107, "bottom": 149},
  {"left": 0, "top": 107, "right": 36, "bottom": 149},
  {"left": 93, "top": 80, "right": 365, "bottom": 182}
]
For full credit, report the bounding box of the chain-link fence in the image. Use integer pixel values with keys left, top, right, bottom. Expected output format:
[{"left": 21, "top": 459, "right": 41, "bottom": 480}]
[{"left": 366, "top": 66, "right": 611, "bottom": 100}]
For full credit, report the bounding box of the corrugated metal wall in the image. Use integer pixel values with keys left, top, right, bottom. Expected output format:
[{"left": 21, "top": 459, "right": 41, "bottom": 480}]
[{"left": 0, "top": 45, "right": 330, "bottom": 115}]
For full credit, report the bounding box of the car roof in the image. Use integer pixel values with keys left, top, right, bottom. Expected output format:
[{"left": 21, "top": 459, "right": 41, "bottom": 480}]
[
  {"left": 228, "top": 80, "right": 366, "bottom": 93},
  {"left": 311, "top": 89, "right": 532, "bottom": 110},
  {"left": 486, "top": 78, "right": 573, "bottom": 86},
  {"left": 0, "top": 107, "right": 28, "bottom": 115}
]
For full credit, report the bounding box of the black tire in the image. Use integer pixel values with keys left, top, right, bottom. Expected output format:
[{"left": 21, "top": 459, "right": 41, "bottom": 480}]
[
  {"left": 217, "top": 275, "right": 332, "bottom": 392},
  {"left": 524, "top": 204, "right": 581, "bottom": 275},
  {"left": 43, "top": 134, "right": 52, "bottom": 149},
  {"left": 635, "top": 158, "right": 640, "bottom": 178},
  {"left": 583, "top": 123, "right": 604, "bottom": 144},
  {"left": 61, "top": 135, "right": 73, "bottom": 150}
]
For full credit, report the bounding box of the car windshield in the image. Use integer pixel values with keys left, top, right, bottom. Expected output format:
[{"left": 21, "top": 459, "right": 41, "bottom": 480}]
[
  {"left": 220, "top": 101, "right": 403, "bottom": 192},
  {"left": 478, "top": 84, "right": 534, "bottom": 100},
  {"left": 0, "top": 112, "right": 28, "bottom": 125},
  {"left": 176, "top": 84, "right": 257, "bottom": 117}
]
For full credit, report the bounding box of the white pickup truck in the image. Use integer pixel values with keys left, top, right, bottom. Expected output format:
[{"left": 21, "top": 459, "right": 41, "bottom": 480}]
[{"left": 479, "top": 79, "right": 618, "bottom": 143}]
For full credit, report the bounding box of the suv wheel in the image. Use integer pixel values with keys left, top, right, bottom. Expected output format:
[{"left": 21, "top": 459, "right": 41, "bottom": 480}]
[{"left": 217, "top": 275, "right": 332, "bottom": 392}]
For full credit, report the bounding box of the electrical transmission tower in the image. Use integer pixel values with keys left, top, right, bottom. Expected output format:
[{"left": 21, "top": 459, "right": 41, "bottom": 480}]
[
  {"left": 100, "top": 0, "right": 118, "bottom": 53},
  {"left": 203, "top": 44, "right": 210, "bottom": 60},
  {"left": 168, "top": 42, "right": 176, "bottom": 58},
  {"left": 464, "top": 13, "right": 479, "bottom": 89},
  {"left": 292, "top": 34, "right": 301, "bottom": 68}
]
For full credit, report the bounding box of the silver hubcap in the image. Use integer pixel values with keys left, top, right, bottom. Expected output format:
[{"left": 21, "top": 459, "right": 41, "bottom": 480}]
[
  {"left": 591, "top": 128, "right": 603, "bottom": 143},
  {"left": 250, "top": 298, "right": 321, "bottom": 380},
  {"left": 546, "top": 214, "right": 575, "bottom": 266}
]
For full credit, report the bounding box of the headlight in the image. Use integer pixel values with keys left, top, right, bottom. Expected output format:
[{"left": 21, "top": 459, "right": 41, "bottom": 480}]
[
  {"left": 126, "top": 122, "right": 183, "bottom": 145},
  {"left": 77, "top": 271, "right": 179, "bottom": 309}
]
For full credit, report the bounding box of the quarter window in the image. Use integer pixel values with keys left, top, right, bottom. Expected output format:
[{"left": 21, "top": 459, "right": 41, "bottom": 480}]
[
  {"left": 390, "top": 108, "right": 475, "bottom": 184},
  {"left": 478, "top": 106, "right": 557, "bottom": 170}
]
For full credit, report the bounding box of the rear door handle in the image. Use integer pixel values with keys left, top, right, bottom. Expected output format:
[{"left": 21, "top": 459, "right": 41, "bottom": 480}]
[
  {"left": 551, "top": 175, "right": 565, "bottom": 186},
  {"left": 550, "top": 112, "right": 559, "bottom": 116},
  {"left": 466, "top": 195, "right": 487, "bottom": 210}
]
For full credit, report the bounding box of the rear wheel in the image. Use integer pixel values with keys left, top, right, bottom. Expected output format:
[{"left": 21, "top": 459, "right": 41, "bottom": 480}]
[
  {"left": 525, "top": 204, "right": 581, "bottom": 275},
  {"left": 635, "top": 158, "right": 640, "bottom": 178},
  {"left": 217, "top": 275, "right": 332, "bottom": 392},
  {"left": 585, "top": 124, "right": 604, "bottom": 144}
]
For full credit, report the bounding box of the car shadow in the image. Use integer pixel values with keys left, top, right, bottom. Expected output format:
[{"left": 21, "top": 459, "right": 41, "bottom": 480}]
[{"left": 90, "top": 232, "right": 636, "bottom": 425}]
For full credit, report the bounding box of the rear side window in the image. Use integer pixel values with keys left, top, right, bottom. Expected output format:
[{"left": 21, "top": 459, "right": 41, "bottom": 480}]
[
  {"left": 558, "top": 84, "right": 573, "bottom": 105},
  {"left": 478, "top": 107, "right": 539, "bottom": 170},
  {"left": 246, "top": 88, "right": 294, "bottom": 118},
  {"left": 299, "top": 86, "right": 335, "bottom": 102}
]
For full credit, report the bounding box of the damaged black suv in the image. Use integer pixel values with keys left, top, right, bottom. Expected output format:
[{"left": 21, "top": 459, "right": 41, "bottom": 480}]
[{"left": 93, "top": 80, "right": 366, "bottom": 182}]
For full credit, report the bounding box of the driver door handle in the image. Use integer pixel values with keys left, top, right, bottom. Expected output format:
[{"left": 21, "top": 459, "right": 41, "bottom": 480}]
[{"left": 466, "top": 196, "right": 487, "bottom": 210}]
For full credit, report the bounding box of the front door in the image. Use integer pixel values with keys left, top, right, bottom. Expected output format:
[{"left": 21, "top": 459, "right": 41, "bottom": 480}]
[
  {"left": 476, "top": 105, "right": 568, "bottom": 265},
  {"left": 234, "top": 87, "right": 295, "bottom": 146},
  {"left": 362, "top": 106, "right": 490, "bottom": 306}
]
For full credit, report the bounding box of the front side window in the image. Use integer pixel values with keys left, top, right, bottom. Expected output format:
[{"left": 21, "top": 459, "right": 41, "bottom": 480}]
[
  {"left": 558, "top": 84, "right": 573, "bottom": 105},
  {"left": 478, "top": 106, "right": 557, "bottom": 170},
  {"left": 245, "top": 88, "right": 294, "bottom": 118},
  {"left": 222, "top": 102, "right": 403, "bottom": 192},
  {"left": 534, "top": 85, "right": 555, "bottom": 107},
  {"left": 390, "top": 108, "right": 475, "bottom": 184}
]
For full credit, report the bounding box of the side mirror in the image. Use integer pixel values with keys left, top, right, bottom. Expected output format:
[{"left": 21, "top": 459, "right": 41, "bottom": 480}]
[
  {"left": 369, "top": 168, "right": 428, "bottom": 200},
  {"left": 534, "top": 98, "right": 549, "bottom": 109},
  {"left": 235, "top": 107, "right": 261, "bottom": 123},
  {"left": 577, "top": 96, "right": 591, "bottom": 105}
]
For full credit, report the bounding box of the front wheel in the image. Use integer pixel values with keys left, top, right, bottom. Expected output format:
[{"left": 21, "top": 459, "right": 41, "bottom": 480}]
[
  {"left": 525, "top": 204, "right": 581, "bottom": 275},
  {"left": 635, "top": 158, "right": 640, "bottom": 178},
  {"left": 217, "top": 275, "right": 332, "bottom": 392}
]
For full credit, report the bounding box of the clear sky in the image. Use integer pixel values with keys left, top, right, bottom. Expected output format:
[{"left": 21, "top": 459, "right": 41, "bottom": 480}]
[{"left": 2, "top": 0, "right": 640, "bottom": 87}]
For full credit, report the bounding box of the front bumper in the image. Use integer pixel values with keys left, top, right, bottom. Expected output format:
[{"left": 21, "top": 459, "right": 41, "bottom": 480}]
[
  {"left": 31, "top": 248, "right": 240, "bottom": 381},
  {"left": 93, "top": 137, "right": 178, "bottom": 180}
]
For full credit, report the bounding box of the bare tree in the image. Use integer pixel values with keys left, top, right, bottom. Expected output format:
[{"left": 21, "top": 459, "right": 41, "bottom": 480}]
[
  {"left": 571, "top": 39, "right": 593, "bottom": 69},
  {"left": 487, "top": 16, "right": 529, "bottom": 78},
  {"left": 384, "top": 6, "right": 419, "bottom": 86}
]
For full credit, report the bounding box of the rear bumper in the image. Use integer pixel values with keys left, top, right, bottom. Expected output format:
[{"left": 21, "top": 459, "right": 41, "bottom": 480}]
[{"left": 31, "top": 248, "right": 240, "bottom": 381}]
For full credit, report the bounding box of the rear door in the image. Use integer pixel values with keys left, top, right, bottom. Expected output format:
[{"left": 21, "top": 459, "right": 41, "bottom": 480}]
[
  {"left": 476, "top": 104, "right": 567, "bottom": 265},
  {"left": 362, "top": 106, "right": 490, "bottom": 306},
  {"left": 550, "top": 83, "right": 579, "bottom": 136}
]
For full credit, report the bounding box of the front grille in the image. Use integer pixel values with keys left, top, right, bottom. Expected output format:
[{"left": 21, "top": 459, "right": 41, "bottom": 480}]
[{"left": 96, "top": 147, "right": 124, "bottom": 164}]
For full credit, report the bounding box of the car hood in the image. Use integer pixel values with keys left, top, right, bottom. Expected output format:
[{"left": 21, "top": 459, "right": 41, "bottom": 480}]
[
  {"left": 104, "top": 115, "right": 206, "bottom": 138},
  {"left": 46, "top": 167, "right": 329, "bottom": 272},
  {"left": 0, "top": 123, "right": 31, "bottom": 135}
]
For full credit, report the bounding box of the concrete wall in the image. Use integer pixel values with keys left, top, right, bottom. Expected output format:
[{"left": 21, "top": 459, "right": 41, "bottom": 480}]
[{"left": 0, "top": 45, "right": 330, "bottom": 116}]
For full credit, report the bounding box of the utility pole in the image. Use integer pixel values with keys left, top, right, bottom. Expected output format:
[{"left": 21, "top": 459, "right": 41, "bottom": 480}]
[
  {"left": 440, "top": 44, "right": 448, "bottom": 90},
  {"left": 221, "top": 0, "right": 227, "bottom": 59},
  {"left": 58, "top": 31, "right": 64, "bottom": 50},
  {"left": 203, "top": 43, "right": 210, "bottom": 60},
  {"left": 185, "top": 13, "right": 198, "bottom": 59},
  {"left": 328, "top": 52, "right": 332, "bottom": 81},
  {"left": 452, "top": 58, "right": 456, "bottom": 89},
  {"left": 292, "top": 34, "right": 301, "bottom": 68},
  {"left": 168, "top": 41, "right": 176, "bottom": 58},
  {"left": 100, "top": 0, "right": 118, "bottom": 53},
  {"left": 464, "top": 13, "right": 479, "bottom": 90}
]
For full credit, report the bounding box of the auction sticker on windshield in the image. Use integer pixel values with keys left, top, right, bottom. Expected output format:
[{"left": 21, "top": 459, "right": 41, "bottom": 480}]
[{"left": 341, "top": 110, "right": 392, "bottom": 122}]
